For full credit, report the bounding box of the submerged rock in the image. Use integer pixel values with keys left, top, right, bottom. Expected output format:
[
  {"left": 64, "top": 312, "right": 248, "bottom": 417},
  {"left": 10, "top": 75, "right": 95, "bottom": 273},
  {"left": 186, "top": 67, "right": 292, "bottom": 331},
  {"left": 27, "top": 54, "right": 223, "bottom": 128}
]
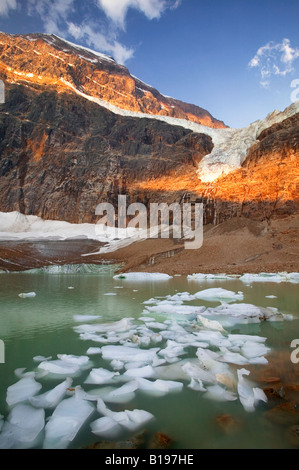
[
  {"left": 264, "top": 401, "right": 299, "bottom": 425},
  {"left": 215, "top": 414, "right": 242, "bottom": 434}
]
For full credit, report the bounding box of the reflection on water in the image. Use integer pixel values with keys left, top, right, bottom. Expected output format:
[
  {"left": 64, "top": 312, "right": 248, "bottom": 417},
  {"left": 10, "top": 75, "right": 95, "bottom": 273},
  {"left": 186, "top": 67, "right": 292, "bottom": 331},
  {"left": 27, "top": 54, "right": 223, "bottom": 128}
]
[{"left": 0, "top": 266, "right": 298, "bottom": 449}]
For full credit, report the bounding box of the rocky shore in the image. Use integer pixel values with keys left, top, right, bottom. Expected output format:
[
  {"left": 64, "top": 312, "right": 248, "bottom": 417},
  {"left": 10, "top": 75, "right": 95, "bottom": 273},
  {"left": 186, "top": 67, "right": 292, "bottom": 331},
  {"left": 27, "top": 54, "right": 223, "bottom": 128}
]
[{"left": 0, "top": 214, "right": 298, "bottom": 275}]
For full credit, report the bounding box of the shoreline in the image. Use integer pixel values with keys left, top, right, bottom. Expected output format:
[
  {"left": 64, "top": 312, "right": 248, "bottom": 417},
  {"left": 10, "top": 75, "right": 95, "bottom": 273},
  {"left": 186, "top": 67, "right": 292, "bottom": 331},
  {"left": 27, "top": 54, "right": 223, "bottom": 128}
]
[{"left": 0, "top": 214, "right": 298, "bottom": 275}]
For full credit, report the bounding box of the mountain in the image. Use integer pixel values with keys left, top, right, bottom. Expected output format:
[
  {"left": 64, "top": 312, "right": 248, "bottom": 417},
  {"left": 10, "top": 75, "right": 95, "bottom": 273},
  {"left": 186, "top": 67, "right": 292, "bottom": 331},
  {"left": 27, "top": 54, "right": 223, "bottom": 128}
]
[
  {"left": 0, "top": 31, "right": 298, "bottom": 228},
  {"left": 0, "top": 32, "right": 226, "bottom": 129}
]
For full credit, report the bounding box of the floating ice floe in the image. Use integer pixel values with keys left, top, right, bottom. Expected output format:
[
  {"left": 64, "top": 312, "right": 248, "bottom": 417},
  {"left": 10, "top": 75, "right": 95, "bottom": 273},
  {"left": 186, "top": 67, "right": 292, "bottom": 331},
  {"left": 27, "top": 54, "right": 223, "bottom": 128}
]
[
  {"left": 18, "top": 292, "right": 36, "bottom": 299},
  {"left": 74, "top": 318, "right": 133, "bottom": 334},
  {"left": 0, "top": 404, "right": 45, "bottom": 449},
  {"left": 84, "top": 368, "right": 119, "bottom": 385},
  {"left": 113, "top": 272, "right": 172, "bottom": 281},
  {"left": 237, "top": 368, "right": 268, "bottom": 412},
  {"left": 194, "top": 288, "right": 244, "bottom": 302},
  {"left": 145, "top": 304, "right": 206, "bottom": 317},
  {"left": 104, "top": 381, "right": 139, "bottom": 404},
  {"left": 73, "top": 315, "right": 101, "bottom": 322},
  {"left": 95, "top": 398, "right": 154, "bottom": 434},
  {"left": 206, "top": 303, "right": 291, "bottom": 323},
  {"left": 33, "top": 356, "right": 52, "bottom": 362},
  {"left": 204, "top": 384, "right": 237, "bottom": 402},
  {"left": 197, "top": 315, "right": 226, "bottom": 332},
  {"left": 240, "top": 272, "right": 299, "bottom": 284},
  {"left": 90, "top": 416, "right": 122, "bottom": 439},
  {"left": 6, "top": 375, "right": 42, "bottom": 406},
  {"left": 188, "top": 273, "right": 237, "bottom": 281},
  {"left": 86, "top": 347, "right": 102, "bottom": 355},
  {"left": 29, "top": 378, "right": 73, "bottom": 409},
  {"left": 136, "top": 377, "right": 183, "bottom": 396},
  {"left": 101, "top": 345, "right": 159, "bottom": 363},
  {"left": 124, "top": 365, "right": 155, "bottom": 378},
  {"left": 37, "top": 355, "right": 90, "bottom": 377},
  {"left": 43, "top": 396, "right": 95, "bottom": 449}
]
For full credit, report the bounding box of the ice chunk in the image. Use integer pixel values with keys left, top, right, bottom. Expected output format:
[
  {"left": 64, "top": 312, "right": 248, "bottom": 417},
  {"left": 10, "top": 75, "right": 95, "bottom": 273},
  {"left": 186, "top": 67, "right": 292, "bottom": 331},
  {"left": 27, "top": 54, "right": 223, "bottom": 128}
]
[
  {"left": 29, "top": 378, "right": 72, "bottom": 409},
  {"left": 110, "top": 359, "right": 124, "bottom": 371},
  {"left": 194, "top": 288, "right": 243, "bottom": 302},
  {"left": 187, "top": 377, "right": 207, "bottom": 392},
  {"left": 101, "top": 345, "right": 159, "bottom": 363},
  {"left": 84, "top": 368, "right": 119, "bottom": 384},
  {"left": 6, "top": 375, "right": 42, "bottom": 406},
  {"left": 205, "top": 385, "right": 237, "bottom": 402},
  {"left": 197, "top": 315, "right": 226, "bottom": 332},
  {"left": 113, "top": 272, "right": 172, "bottom": 281},
  {"left": 73, "top": 315, "right": 101, "bottom": 322},
  {"left": 124, "top": 365, "right": 154, "bottom": 378},
  {"left": 146, "top": 304, "right": 205, "bottom": 316},
  {"left": 122, "top": 409, "right": 154, "bottom": 431},
  {"left": 237, "top": 368, "right": 268, "bottom": 412},
  {"left": 210, "top": 303, "right": 285, "bottom": 322},
  {"left": 137, "top": 378, "right": 183, "bottom": 396},
  {"left": 86, "top": 347, "right": 102, "bottom": 355},
  {"left": 38, "top": 360, "right": 81, "bottom": 376},
  {"left": 0, "top": 404, "right": 45, "bottom": 449},
  {"left": 33, "top": 356, "right": 52, "bottom": 362},
  {"left": 104, "top": 293, "right": 117, "bottom": 296},
  {"left": 57, "top": 354, "right": 90, "bottom": 366},
  {"left": 96, "top": 398, "right": 154, "bottom": 432},
  {"left": 43, "top": 396, "right": 94, "bottom": 449},
  {"left": 18, "top": 292, "right": 36, "bottom": 299},
  {"left": 218, "top": 347, "right": 249, "bottom": 365},
  {"left": 228, "top": 334, "right": 267, "bottom": 346},
  {"left": 74, "top": 317, "right": 133, "bottom": 334},
  {"left": 90, "top": 416, "right": 122, "bottom": 439},
  {"left": 105, "top": 381, "right": 138, "bottom": 404},
  {"left": 188, "top": 273, "right": 235, "bottom": 281},
  {"left": 181, "top": 361, "right": 216, "bottom": 385},
  {"left": 265, "top": 295, "right": 277, "bottom": 299},
  {"left": 241, "top": 341, "right": 270, "bottom": 359}
]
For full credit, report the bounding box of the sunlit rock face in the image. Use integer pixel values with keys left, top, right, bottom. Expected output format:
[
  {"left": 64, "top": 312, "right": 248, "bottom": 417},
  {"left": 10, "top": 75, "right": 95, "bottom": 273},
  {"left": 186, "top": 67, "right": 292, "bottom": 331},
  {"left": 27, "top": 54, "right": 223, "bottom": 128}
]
[
  {"left": 0, "top": 31, "right": 298, "bottom": 226},
  {"left": 0, "top": 32, "right": 226, "bottom": 129}
]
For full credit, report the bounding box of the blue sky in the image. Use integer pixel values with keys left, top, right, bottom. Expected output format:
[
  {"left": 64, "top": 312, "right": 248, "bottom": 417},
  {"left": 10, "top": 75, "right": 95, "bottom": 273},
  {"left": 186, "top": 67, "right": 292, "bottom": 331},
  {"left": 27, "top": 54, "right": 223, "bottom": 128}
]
[{"left": 0, "top": 0, "right": 298, "bottom": 128}]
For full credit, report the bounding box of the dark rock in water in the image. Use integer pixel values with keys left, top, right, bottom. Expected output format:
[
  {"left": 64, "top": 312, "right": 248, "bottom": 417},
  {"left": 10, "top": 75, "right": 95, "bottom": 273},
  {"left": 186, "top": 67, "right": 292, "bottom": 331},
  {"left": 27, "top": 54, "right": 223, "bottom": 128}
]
[
  {"left": 83, "top": 432, "right": 146, "bottom": 449},
  {"left": 264, "top": 401, "right": 299, "bottom": 425},
  {"left": 285, "top": 425, "right": 299, "bottom": 447},
  {"left": 214, "top": 414, "right": 241, "bottom": 434},
  {"left": 263, "top": 387, "right": 285, "bottom": 401},
  {"left": 147, "top": 432, "right": 174, "bottom": 449}
]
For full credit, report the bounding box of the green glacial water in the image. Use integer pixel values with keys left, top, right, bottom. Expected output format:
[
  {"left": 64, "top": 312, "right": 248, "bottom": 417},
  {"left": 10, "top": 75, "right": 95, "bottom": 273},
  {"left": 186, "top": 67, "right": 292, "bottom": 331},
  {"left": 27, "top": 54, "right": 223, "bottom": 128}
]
[{"left": 0, "top": 265, "right": 298, "bottom": 449}]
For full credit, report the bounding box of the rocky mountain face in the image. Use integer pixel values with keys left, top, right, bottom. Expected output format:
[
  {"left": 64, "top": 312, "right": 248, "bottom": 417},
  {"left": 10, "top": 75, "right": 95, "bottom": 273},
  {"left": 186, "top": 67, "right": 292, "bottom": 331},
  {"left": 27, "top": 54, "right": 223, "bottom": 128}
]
[
  {"left": 0, "top": 32, "right": 226, "bottom": 128},
  {"left": 0, "top": 32, "right": 298, "bottom": 227}
]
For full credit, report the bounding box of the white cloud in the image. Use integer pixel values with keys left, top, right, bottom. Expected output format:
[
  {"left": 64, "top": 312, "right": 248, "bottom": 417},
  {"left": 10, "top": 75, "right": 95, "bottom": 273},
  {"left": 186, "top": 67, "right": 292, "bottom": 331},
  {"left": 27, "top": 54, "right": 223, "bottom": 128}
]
[
  {"left": 97, "top": 0, "right": 168, "bottom": 29},
  {"left": 67, "top": 21, "right": 134, "bottom": 64},
  {"left": 26, "top": 0, "right": 181, "bottom": 64},
  {"left": 0, "top": 0, "right": 18, "bottom": 16},
  {"left": 249, "top": 38, "right": 299, "bottom": 87}
]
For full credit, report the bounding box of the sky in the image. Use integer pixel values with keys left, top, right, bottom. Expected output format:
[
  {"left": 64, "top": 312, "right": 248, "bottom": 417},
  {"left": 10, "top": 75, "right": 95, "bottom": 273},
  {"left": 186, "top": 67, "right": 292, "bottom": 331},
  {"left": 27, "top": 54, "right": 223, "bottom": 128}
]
[{"left": 0, "top": 0, "right": 298, "bottom": 128}]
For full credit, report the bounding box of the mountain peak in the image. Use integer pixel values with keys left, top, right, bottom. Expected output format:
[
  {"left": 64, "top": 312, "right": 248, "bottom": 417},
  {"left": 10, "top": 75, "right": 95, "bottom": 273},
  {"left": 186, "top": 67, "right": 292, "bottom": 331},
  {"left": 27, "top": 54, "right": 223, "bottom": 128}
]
[{"left": 0, "top": 31, "right": 227, "bottom": 129}]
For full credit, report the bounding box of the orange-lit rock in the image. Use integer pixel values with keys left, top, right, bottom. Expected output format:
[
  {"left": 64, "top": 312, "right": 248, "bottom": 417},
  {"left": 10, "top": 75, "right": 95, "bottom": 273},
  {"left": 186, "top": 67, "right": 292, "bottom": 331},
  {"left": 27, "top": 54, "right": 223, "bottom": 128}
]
[{"left": 0, "top": 32, "right": 227, "bottom": 129}]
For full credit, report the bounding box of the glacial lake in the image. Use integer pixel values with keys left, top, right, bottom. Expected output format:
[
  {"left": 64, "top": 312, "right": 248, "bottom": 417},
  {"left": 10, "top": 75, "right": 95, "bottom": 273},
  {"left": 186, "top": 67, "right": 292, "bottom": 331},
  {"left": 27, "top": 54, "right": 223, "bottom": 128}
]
[{"left": 0, "top": 265, "right": 298, "bottom": 449}]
